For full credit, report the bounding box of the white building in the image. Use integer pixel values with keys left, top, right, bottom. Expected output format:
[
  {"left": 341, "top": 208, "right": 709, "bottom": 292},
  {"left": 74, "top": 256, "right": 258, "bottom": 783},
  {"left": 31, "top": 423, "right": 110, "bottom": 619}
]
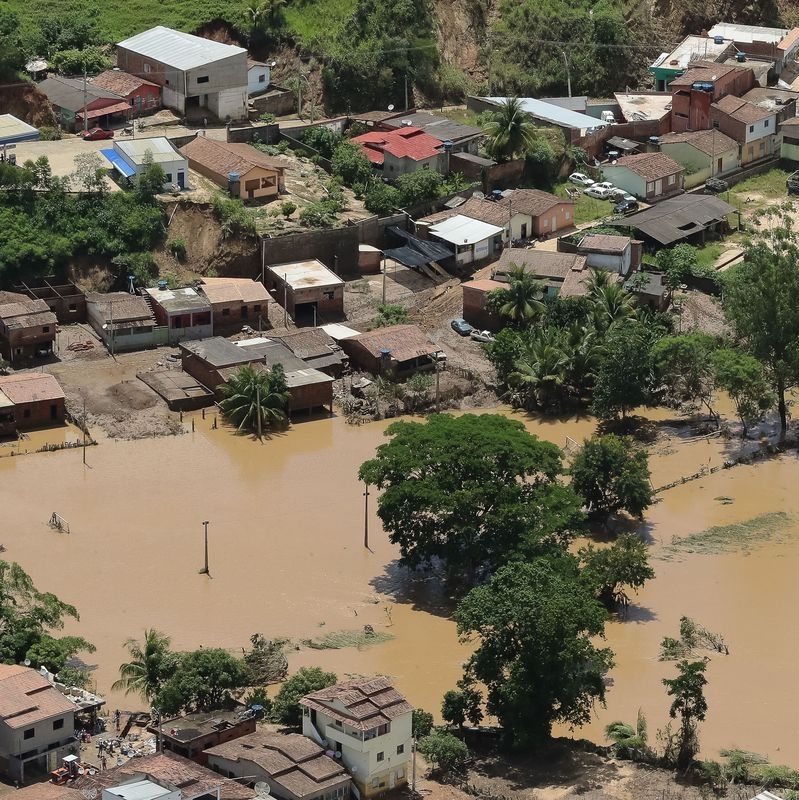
[
  {"left": 577, "top": 233, "right": 634, "bottom": 275},
  {"left": 106, "top": 138, "right": 189, "bottom": 189},
  {"left": 116, "top": 27, "right": 248, "bottom": 121},
  {"left": 426, "top": 214, "right": 504, "bottom": 266},
  {"left": 247, "top": 59, "right": 272, "bottom": 96},
  {"left": 103, "top": 778, "right": 180, "bottom": 800},
  {"left": 301, "top": 677, "right": 413, "bottom": 799},
  {"left": 0, "top": 665, "right": 77, "bottom": 782}
]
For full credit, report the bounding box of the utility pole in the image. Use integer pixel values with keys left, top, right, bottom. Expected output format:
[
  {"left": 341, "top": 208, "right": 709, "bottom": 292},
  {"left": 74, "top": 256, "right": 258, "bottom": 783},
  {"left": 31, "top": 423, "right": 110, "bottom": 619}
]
[
  {"left": 435, "top": 356, "right": 441, "bottom": 411},
  {"left": 559, "top": 49, "right": 571, "bottom": 98},
  {"left": 362, "top": 482, "right": 370, "bottom": 549},
  {"left": 256, "top": 384, "right": 262, "bottom": 441},
  {"left": 382, "top": 255, "right": 387, "bottom": 305},
  {"left": 506, "top": 199, "right": 512, "bottom": 249},
  {"left": 82, "top": 65, "right": 88, "bottom": 135},
  {"left": 199, "top": 520, "right": 210, "bottom": 575},
  {"left": 411, "top": 740, "right": 417, "bottom": 793},
  {"left": 82, "top": 398, "right": 86, "bottom": 465},
  {"left": 404, "top": 73, "right": 409, "bottom": 111},
  {"left": 109, "top": 298, "right": 115, "bottom": 357},
  {"left": 283, "top": 273, "right": 288, "bottom": 327}
]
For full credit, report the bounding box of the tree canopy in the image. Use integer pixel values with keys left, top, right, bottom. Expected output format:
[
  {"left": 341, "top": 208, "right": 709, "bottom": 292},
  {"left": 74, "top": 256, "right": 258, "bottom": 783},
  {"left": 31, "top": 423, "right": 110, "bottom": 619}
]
[
  {"left": 219, "top": 365, "right": 289, "bottom": 434},
  {"left": 272, "top": 667, "right": 337, "bottom": 726},
  {"left": 455, "top": 559, "right": 613, "bottom": 747},
  {"left": 359, "top": 413, "right": 583, "bottom": 586},
  {"left": 112, "top": 629, "right": 176, "bottom": 703},
  {"left": 579, "top": 533, "right": 654, "bottom": 609}
]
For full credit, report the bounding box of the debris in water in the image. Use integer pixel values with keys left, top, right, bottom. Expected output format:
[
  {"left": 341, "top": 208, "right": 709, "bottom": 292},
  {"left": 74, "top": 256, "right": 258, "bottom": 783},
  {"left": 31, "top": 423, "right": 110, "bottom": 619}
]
[{"left": 301, "top": 628, "right": 395, "bottom": 650}]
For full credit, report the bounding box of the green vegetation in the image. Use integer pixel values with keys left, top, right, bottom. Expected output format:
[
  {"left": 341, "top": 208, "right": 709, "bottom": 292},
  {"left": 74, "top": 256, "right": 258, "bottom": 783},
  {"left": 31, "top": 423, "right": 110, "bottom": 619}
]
[
  {"left": 569, "top": 435, "right": 652, "bottom": 521},
  {"left": 359, "top": 413, "right": 584, "bottom": 587},
  {"left": 111, "top": 629, "right": 177, "bottom": 702},
  {"left": 441, "top": 680, "right": 483, "bottom": 732},
  {"left": 168, "top": 237, "right": 188, "bottom": 261},
  {"left": 729, "top": 168, "right": 792, "bottom": 202},
  {"left": 417, "top": 731, "right": 470, "bottom": 780},
  {"left": 301, "top": 628, "right": 395, "bottom": 649},
  {"left": 659, "top": 512, "right": 793, "bottom": 560},
  {"left": 210, "top": 193, "right": 256, "bottom": 237},
  {"left": 371, "top": 304, "right": 410, "bottom": 328},
  {"left": 483, "top": 98, "right": 536, "bottom": 162},
  {"left": 554, "top": 183, "right": 613, "bottom": 224},
  {"left": 219, "top": 365, "right": 290, "bottom": 434},
  {"left": 662, "top": 658, "right": 708, "bottom": 770},
  {"left": 0, "top": 561, "right": 95, "bottom": 676},
  {"left": 272, "top": 666, "right": 337, "bottom": 726},
  {"left": 412, "top": 708, "right": 435, "bottom": 739},
  {"left": 605, "top": 711, "right": 652, "bottom": 761},
  {"left": 579, "top": 533, "right": 654, "bottom": 609},
  {"left": 0, "top": 156, "right": 164, "bottom": 285}
]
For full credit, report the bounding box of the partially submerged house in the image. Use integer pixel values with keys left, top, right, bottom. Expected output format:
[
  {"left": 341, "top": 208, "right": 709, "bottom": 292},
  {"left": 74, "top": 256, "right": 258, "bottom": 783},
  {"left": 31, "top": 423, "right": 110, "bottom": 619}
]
[
  {"left": 341, "top": 325, "right": 443, "bottom": 377},
  {"left": 205, "top": 731, "right": 351, "bottom": 800},
  {"left": 142, "top": 287, "right": 212, "bottom": 344},
  {"left": 86, "top": 292, "right": 160, "bottom": 352},
  {"left": 300, "top": 677, "right": 413, "bottom": 799},
  {"left": 264, "top": 261, "right": 344, "bottom": 325},
  {"left": 270, "top": 328, "right": 347, "bottom": 377},
  {"left": 0, "top": 291, "right": 57, "bottom": 363}
]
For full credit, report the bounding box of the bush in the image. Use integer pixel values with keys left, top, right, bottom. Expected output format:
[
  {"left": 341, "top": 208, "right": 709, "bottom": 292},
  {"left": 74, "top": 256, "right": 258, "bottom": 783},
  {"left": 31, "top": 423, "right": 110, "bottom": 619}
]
[
  {"left": 38, "top": 126, "right": 61, "bottom": 141},
  {"left": 51, "top": 45, "right": 112, "bottom": 75},
  {"left": 417, "top": 731, "right": 470, "bottom": 781},
  {"left": 302, "top": 127, "right": 343, "bottom": 159},
  {"left": 168, "top": 237, "right": 187, "bottom": 262},
  {"left": 396, "top": 170, "right": 444, "bottom": 207},
  {"left": 272, "top": 667, "right": 337, "bottom": 726},
  {"left": 331, "top": 141, "right": 374, "bottom": 188},
  {"left": 299, "top": 201, "right": 338, "bottom": 228},
  {"left": 210, "top": 193, "right": 255, "bottom": 237},
  {"left": 259, "top": 112, "right": 276, "bottom": 124},
  {"left": 279, "top": 201, "right": 297, "bottom": 220},
  {"left": 412, "top": 709, "right": 434, "bottom": 739},
  {"left": 364, "top": 182, "right": 400, "bottom": 216},
  {"left": 372, "top": 304, "right": 409, "bottom": 328},
  {"left": 112, "top": 252, "right": 159, "bottom": 287}
]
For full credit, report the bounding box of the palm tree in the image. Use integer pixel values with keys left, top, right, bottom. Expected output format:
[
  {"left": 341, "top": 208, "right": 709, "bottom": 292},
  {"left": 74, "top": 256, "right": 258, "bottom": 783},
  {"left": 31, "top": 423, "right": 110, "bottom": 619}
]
[
  {"left": 483, "top": 98, "right": 536, "bottom": 161},
  {"left": 590, "top": 281, "right": 637, "bottom": 332},
  {"left": 218, "top": 365, "right": 289, "bottom": 434},
  {"left": 111, "top": 629, "right": 173, "bottom": 703},
  {"left": 605, "top": 710, "right": 650, "bottom": 761},
  {"left": 562, "top": 323, "right": 600, "bottom": 401},
  {"left": 509, "top": 328, "right": 569, "bottom": 409},
  {"left": 496, "top": 264, "right": 546, "bottom": 325},
  {"left": 244, "top": 0, "right": 285, "bottom": 40}
]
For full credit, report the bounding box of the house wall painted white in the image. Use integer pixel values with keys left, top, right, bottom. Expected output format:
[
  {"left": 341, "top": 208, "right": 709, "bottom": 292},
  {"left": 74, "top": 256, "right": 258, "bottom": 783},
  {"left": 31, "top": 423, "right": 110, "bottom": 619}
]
[
  {"left": 580, "top": 246, "right": 631, "bottom": 275},
  {"left": 382, "top": 153, "right": 445, "bottom": 176},
  {"left": 302, "top": 707, "right": 412, "bottom": 798},
  {"left": 248, "top": 64, "right": 271, "bottom": 95},
  {"left": 86, "top": 303, "right": 157, "bottom": 352},
  {"left": 743, "top": 114, "right": 777, "bottom": 143},
  {"left": 0, "top": 711, "right": 76, "bottom": 781}
]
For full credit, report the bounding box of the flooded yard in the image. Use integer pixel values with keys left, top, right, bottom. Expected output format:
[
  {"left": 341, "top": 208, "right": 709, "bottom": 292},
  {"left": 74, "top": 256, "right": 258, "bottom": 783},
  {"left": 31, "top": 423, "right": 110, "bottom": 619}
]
[{"left": 3, "top": 408, "right": 799, "bottom": 763}]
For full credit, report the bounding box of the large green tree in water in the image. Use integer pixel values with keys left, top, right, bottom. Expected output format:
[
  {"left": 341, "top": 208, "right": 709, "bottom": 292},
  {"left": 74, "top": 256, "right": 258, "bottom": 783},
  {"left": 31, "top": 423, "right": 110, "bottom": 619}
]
[{"left": 359, "top": 413, "right": 583, "bottom": 588}]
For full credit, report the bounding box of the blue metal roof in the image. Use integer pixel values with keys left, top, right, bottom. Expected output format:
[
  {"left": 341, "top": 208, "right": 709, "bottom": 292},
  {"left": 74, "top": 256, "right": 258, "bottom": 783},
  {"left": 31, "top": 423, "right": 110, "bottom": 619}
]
[{"left": 100, "top": 148, "right": 135, "bottom": 178}]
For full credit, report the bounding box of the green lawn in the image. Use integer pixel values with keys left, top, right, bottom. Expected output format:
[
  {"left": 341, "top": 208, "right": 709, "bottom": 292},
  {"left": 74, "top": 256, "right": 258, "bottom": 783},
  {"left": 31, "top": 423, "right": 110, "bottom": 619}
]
[
  {"left": 554, "top": 182, "right": 614, "bottom": 225},
  {"left": 282, "top": 0, "right": 357, "bottom": 50},
  {"left": 729, "top": 167, "right": 792, "bottom": 203},
  {"left": 694, "top": 242, "right": 725, "bottom": 269}
]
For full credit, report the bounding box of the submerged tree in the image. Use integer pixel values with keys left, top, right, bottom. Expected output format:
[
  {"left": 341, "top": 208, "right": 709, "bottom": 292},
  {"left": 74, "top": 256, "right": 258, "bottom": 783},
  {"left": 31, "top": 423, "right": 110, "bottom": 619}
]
[
  {"left": 579, "top": 533, "right": 654, "bottom": 609},
  {"left": 219, "top": 364, "right": 289, "bottom": 434},
  {"left": 662, "top": 659, "right": 709, "bottom": 771},
  {"left": 605, "top": 710, "right": 652, "bottom": 761},
  {"left": 712, "top": 348, "right": 774, "bottom": 436}
]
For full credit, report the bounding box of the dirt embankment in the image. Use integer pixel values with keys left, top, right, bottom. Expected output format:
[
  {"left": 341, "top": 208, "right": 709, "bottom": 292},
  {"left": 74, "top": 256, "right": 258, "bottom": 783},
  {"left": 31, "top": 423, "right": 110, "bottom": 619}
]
[{"left": 0, "top": 83, "right": 57, "bottom": 128}]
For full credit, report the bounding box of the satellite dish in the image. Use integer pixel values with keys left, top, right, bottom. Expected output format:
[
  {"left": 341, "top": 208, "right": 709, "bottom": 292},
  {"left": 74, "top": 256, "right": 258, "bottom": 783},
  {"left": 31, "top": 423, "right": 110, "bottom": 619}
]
[
  {"left": 77, "top": 767, "right": 85, "bottom": 775},
  {"left": 255, "top": 783, "right": 271, "bottom": 798},
  {"left": 387, "top": 104, "right": 395, "bottom": 111},
  {"left": 23, "top": 659, "right": 30, "bottom": 667}
]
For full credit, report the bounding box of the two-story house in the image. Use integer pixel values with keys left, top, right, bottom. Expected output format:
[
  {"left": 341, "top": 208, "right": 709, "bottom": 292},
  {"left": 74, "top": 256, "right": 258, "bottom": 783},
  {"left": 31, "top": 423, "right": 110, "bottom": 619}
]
[
  {"left": 0, "top": 291, "right": 57, "bottom": 363},
  {"left": 710, "top": 95, "right": 780, "bottom": 166},
  {"left": 300, "top": 677, "right": 413, "bottom": 799},
  {"left": 0, "top": 665, "right": 77, "bottom": 783}
]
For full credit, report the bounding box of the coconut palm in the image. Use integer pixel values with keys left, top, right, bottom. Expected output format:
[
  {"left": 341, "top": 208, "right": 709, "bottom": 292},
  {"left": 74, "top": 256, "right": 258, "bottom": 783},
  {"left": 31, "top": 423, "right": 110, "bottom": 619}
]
[
  {"left": 111, "top": 629, "right": 174, "bottom": 702},
  {"left": 244, "top": 0, "right": 285, "bottom": 39},
  {"left": 218, "top": 364, "right": 289, "bottom": 434},
  {"left": 509, "top": 328, "right": 569, "bottom": 409},
  {"left": 590, "top": 281, "right": 637, "bottom": 332},
  {"left": 605, "top": 709, "right": 650, "bottom": 761},
  {"left": 483, "top": 98, "right": 536, "bottom": 161},
  {"left": 562, "top": 323, "right": 601, "bottom": 401},
  {"left": 496, "top": 264, "right": 546, "bottom": 325}
]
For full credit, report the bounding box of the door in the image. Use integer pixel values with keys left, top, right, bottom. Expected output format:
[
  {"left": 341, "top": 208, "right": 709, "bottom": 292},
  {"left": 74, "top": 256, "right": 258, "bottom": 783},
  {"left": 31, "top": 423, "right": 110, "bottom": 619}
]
[
  {"left": 389, "top": 771, "right": 396, "bottom": 789},
  {"left": 717, "top": 158, "right": 722, "bottom": 173},
  {"left": 654, "top": 179, "right": 662, "bottom": 196},
  {"left": 177, "top": 171, "right": 185, "bottom": 188},
  {"left": 550, "top": 215, "right": 557, "bottom": 232},
  {"left": 520, "top": 222, "right": 527, "bottom": 239},
  {"left": 50, "top": 404, "right": 58, "bottom": 420}
]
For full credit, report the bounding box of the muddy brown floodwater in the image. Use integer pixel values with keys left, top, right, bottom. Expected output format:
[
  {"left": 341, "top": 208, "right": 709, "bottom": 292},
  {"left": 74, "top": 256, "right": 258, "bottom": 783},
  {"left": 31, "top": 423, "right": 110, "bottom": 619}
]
[{"left": 3, "top": 408, "right": 799, "bottom": 763}]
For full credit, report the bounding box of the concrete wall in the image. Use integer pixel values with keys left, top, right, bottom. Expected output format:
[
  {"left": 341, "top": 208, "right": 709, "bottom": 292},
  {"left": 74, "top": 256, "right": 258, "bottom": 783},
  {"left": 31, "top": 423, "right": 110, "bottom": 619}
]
[
  {"left": 531, "top": 202, "right": 575, "bottom": 236},
  {"left": 248, "top": 65, "right": 271, "bottom": 95},
  {"left": 462, "top": 286, "right": 502, "bottom": 331},
  {"left": 1, "top": 324, "right": 55, "bottom": 362},
  {"left": 0, "top": 711, "right": 74, "bottom": 766},
  {"left": 740, "top": 134, "right": 780, "bottom": 165},
  {"left": 87, "top": 302, "right": 157, "bottom": 352},
  {"left": 383, "top": 152, "right": 445, "bottom": 177},
  {"left": 250, "top": 88, "right": 296, "bottom": 117},
  {"left": 262, "top": 227, "right": 360, "bottom": 278},
  {"left": 227, "top": 122, "right": 280, "bottom": 144}
]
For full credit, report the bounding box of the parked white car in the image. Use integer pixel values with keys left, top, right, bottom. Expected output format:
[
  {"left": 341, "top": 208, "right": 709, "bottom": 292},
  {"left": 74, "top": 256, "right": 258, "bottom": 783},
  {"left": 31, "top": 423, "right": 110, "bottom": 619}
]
[
  {"left": 594, "top": 181, "right": 616, "bottom": 192},
  {"left": 584, "top": 185, "right": 613, "bottom": 200},
  {"left": 569, "top": 172, "right": 594, "bottom": 187},
  {"left": 470, "top": 329, "right": 495, "bottom": 343}
]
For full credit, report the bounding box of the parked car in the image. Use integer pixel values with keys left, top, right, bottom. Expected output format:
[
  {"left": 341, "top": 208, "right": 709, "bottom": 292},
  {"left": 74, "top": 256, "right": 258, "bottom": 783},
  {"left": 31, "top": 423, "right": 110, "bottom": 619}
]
[
  {"left": 470, "top": 329, "right": 495, "bottom": 343},
  {"left": 569, "top": 172, "right": 594, "bottom": 187},
  {"left": 451, "top": 318, "right": 473, "bottom": 336},
  {"left": 584, "top": 185, "right": 613, "bottom": 200},
  {"left": 788, "top": 171, "right": 799, "bottom": 195},
  {"left": 594, "top": 181, "right": 616, "bottom": 192},
  {"left": 614, "top": 198, "right": 639, "bottom": 215},
  {"left": 705, "top": 177, "right": 729, "bottom": 194},
  {"left": 82, "top": 127, "right": 114, "bottom": 141}
]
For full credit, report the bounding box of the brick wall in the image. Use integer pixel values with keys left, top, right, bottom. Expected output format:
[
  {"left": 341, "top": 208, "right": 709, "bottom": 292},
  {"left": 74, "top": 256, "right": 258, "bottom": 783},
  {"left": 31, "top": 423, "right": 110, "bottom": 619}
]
[
  {"left": 227, "top": 122, "right": 280, "bottom": 144},
  {"left": 262, "top": 227, "right": 360, "bottom": 278}
]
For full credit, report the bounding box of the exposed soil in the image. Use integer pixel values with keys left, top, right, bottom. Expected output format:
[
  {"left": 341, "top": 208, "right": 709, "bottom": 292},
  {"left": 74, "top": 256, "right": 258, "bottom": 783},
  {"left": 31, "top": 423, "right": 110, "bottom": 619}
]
[{"left": 0, "top": 83, "right": 57, "bottom": 128}]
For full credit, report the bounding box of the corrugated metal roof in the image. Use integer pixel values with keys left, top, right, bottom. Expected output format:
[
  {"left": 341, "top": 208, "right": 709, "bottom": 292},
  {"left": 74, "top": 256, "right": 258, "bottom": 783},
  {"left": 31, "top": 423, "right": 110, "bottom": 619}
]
[
  {"left": 117, "top": 26, "right": 246, "bottom": 70},
  {"left": 267, "top": 260, "right": 343, "bottom": 289},
  {"left": 0, "top": 114, "right": 39, "bottom": 145},
  {"left": 429, "top": 214, "right": 504, "bottom": 245},
  {"left": 707, "top": 22, "right": 788, "bottom": 45},
  {"left": 116, "top": 137, "right": 185, "bottom": 165},
  {"left": 481, "top": 97, "right": 608, "bottom": 132}
]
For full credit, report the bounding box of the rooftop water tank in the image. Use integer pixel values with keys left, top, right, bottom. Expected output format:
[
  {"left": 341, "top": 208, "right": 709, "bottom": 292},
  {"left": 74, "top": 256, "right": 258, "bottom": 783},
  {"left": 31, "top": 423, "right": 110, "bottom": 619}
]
[
  {"left": 714, "top": 35, "right": 725, "bottom": 44},
  {"left": 736, "top": 52, "right": 746, "bottom": 62}
]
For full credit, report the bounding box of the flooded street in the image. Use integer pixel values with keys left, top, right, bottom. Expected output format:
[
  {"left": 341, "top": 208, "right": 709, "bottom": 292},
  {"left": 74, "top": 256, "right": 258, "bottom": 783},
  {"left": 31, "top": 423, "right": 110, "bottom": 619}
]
[{"left": 3, "top": 408, "right": 799, "bottom": 762}]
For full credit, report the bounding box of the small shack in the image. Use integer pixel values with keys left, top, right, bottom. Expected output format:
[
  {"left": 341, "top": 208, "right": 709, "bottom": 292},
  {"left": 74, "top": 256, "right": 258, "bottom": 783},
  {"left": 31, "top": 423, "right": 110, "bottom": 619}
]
[
  {"left": 86, "top": 292, "right": 159, "bottom": 352},
  {"left": 461, "top": 278, "right": 505, "bottom": 331},
  {"left": 14, "top": 281, "right": 86, "bottom": 324},
  {"left": 265, "top": 260, "right": 344, "bottom": 324},
  {"left": 0, "top": 372, "right": 65, "bottom": 435},
  {"left": 142, "top": 286, "right": 212, "bottom": 344},
  {"left": 341, "top": 324, "right": 443, "bottom": 377},
  {"left": 198, "top": 277, "right": 269, "bottom": 330}
]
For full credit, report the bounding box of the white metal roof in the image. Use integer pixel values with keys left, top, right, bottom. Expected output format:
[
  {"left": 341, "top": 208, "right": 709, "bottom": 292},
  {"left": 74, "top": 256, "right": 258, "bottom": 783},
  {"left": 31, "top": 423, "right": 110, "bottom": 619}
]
[
  {"left": 615, "top": 92, "right": 672, "bottom": 122},
  {"left": 105, "top": 780, "right": 172, "bottom": 800},
  {"left": 429, "top": 214, "right": 504, "bottom": 245},
  {"left": 708, "top": 22, "right": 788, "bottom": 45},
  {"left": 267, "top": 260, "right": 344, "bottom": 289},
  {"left": 0, "top": 114, "right": 39, "bottom": 144},
  {"left": 653, "top": 35, "right": 730, "bottom": 71},
  {"left": 320, "top": 323, "right": 360, "bottom": 340},
  {"left": 482, "top": 97, "right": 607, "bottom": 132},
  {"left": 117, "top": 26, "right": 246, "bottom": 70},
  {"left": 115, "top": 137, "right": 185, "bottom": 165}
]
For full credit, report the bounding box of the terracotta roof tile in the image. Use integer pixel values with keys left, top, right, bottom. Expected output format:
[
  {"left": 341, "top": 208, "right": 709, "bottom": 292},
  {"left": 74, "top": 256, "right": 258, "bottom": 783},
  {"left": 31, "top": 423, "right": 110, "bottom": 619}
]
[
  {"left": 495, "top": 248, "right": 585, "bottom": 280},
  {"left": 0, "top": 297, "right": 57, "bottom": 330},
  {"left": 669, "top": 60, "right": 750, "bottom": 87},
  {"left": 659, "top": 128, "right": 738, "bottom": 155},
  {"left": 612, "top": 151, "right": 683, "bottom": 180},
  {"left": 712, "top": 94, "right": 773, "bottom": 123},
  {"left": 180, "top": 137, "right": 285, "bottom": 179},
  {"left": 0, "top": 664, "right": 75, "bottom": 728},
  {"left": 0, "top": 373, "right": 65, "bottom": 406},
  {"left": 579, "top": 233, "right": 630, "bottom": 253},
  {"left": 199, "top": 279, "right": 270, "bottom": 305},
  {"left": 346, "top": 325, "right": 440, "bottom": 364},
  {"left": 352, "top": 127, "right": 442, "bottom": 163},
  {"left": 91, "top": 70, "right": 159, "bottom": 96}
]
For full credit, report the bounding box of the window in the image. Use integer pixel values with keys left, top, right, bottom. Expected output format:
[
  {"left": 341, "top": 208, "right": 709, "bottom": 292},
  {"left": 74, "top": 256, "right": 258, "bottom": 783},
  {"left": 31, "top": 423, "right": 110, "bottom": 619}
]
[
  {"left": 253, "top": 304, "right": 261, "bottom": 312},
  {"left": 397, "top": 744, "right": 404, "bottom": 755},
  {"left": 165, "top": 79, "right": 170, "bottom": 86},
  {"left": 396, "top": 768, "right": 405, "bottom": 779},
  {"left": 23, "top": 409, "right": 31, "bottom": 419},
  {"left": 164, "top": 173, "right": 172, "bottom": 183},
  {"left": 377, "top": 752, "right": 384, "bottom": 762},
  {"left": 222, "top": 308, "right": 230, "bottom": 316},
  {"left": 197, "top": 76, "right": 210, "bottom": 84},
  {"left": 749, "top": 125, "right": 755, "bottom": 133},
  {"left": 23, "top": 728, "right": 34, "bottom": 739},
  {"left": 43, "top": 326, "right": 50, "bottom": 333},
  {"left": 371, "top": 779, "right": 380, "bottom": 789},
  {"left": 241, "top": 306, "right": 248, "bottom": 318},
  {"left": 69, "top": 304, "right": 76, "bottom": 312},
  {"left": 565, "top": 211, "right": 571, "bottom": 220},
  {"left": 259, "top": 74, "right": 266, "bottom": 83},
  {"left": 647, "top": 182, "right": 654, "bottom": 193},
  {"left": 667, "top": 174, "right": 675, "bottom": 185},
  {"left": 335, "top": 720, "right": 342, "bottom": 727},
  {"left": 765, "top": 119, "right": 770, "bottom": 128},
  {"left": 53, "top": 718, "right": 64, "bottom": 730},
  {"left": 143, "top": 63, "right": 151, "bottom": 73}
]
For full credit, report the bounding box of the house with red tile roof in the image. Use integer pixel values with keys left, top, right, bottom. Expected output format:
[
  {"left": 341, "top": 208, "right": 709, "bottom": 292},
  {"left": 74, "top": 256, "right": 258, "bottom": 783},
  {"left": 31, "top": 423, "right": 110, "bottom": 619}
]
[
  {"left": 351, "top": 126, "right": 445, "bottom": 176},
  {"left": 90, "top": 70, "right": 161, "bottom": 115},
  {"left": 0, "top": 664, "right": 77, "bottom": 782},
  {"left": 601, "top": 152, "right": 685, "bottom": 202},
  {"left": 710, "top": 95, "right": 779, "bottom": 165}
]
